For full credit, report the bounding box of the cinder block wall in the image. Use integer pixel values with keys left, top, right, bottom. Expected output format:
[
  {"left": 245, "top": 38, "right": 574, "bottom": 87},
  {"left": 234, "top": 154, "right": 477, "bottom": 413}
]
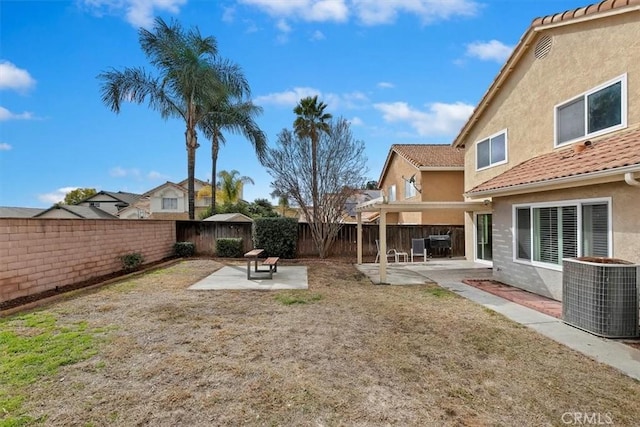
[{"left": 0, "top": 219, "right": 176, "bottom": 303}]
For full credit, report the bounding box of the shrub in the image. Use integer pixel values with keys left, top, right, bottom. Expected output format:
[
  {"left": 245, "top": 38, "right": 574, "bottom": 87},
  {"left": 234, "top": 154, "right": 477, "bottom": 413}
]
[
  {"left": 216, "top": 238, "right": 243, "bottom": 258},
  {"left": 120, "top": 253, "right": 144, "bottom": 272},
  {"left": 174, "top": 241, "right": 196, "bottom": 257},
  {"left": 253, "top": 217, "right": 298, "bottom": 258}
]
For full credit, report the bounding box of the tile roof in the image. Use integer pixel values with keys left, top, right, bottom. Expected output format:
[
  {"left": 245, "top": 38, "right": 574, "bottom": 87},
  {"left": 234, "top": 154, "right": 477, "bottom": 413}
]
[
  {"left": 468, "top": 127, "right": 640, "bottom": 195},
  {"left": 392, "top": 144, "right": 465, "bottom": 168},
  {"left": 532, "top": 0, "right": 640, "bottom": 27},
  {"left": 101, "top": 191, "right": 143, "bottom": 206}
]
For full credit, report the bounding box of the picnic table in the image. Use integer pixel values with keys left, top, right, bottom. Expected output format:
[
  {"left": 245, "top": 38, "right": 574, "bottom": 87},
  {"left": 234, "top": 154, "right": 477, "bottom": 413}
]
[{"left": 244, "top": 249, "right": 279, "bottom": 280}]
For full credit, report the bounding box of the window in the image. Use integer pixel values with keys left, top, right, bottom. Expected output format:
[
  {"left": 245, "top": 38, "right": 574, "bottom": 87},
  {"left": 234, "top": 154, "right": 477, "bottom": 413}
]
[
  {"left": 514, "top": 199, "right": 609, "bottom": 268},
  {"left": 404, "top": 179, "right": 417, "bottom": 199},
  {"left": 476, "top": 130, "right": 507, "bottom": 170},
  {"left": 89, "top": 202, "right": 100, "bottom": 207},
  {"left": 555, "top": 75, "right": 626, "bottom": 146},
  {"left": 161, "top": 197, "right": 178, "bottom": 210},
  {"left": 387, "top": 185, "right": 396, "bottom": 202}
]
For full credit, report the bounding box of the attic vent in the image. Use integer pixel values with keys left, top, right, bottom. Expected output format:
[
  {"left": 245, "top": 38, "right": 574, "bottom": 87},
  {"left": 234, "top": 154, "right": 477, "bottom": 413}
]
[{"left": 534, "top": 35, "right": 552, "bottom": 59}]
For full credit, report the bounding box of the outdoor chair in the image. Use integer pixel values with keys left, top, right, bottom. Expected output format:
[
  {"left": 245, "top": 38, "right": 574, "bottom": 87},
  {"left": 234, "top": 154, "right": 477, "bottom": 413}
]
[
  {"left": 411, "top": 238, "right": 428, "bottom": 263},
  {"left": 375, "top": 239, "right": 408, "bottom": 263}
]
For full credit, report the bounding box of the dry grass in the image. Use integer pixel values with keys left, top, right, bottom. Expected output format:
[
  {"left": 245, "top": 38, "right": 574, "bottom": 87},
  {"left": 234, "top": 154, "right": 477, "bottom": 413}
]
[{"left": 4, "top": 259, "right": 640, "bottom": 426}]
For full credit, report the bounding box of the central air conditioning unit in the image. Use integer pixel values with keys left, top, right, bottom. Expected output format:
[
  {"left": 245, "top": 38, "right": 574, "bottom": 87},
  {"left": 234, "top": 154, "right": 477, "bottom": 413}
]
[{"left": 563, "top": 257, "right": 639, "bottom": 338}]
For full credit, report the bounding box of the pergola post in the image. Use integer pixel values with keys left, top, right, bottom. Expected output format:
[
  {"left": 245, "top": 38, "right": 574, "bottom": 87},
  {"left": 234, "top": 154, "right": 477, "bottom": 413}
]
[
  {"left": 379, "top": 208, "right": 387, "bottom": 283},
  {"left": 356, "top": 211, "right": 362, "bottom": 264}
]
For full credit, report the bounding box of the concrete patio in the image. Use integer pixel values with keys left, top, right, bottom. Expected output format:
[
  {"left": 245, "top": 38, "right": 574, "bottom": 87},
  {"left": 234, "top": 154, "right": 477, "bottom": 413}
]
[{"left": 189, "top": 264, "right": 308, "bottom": 291}]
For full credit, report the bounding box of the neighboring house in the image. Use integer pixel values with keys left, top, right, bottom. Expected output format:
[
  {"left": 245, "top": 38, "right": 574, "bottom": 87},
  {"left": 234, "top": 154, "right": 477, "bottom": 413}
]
[
  {"left": 0, "top": 207, "right": 44, "bottom": 218},
  {"left": 144, "top": 178, "right": 210, "bottom": 220},
  {"left": 452, "top": 1, "right": 640, "bottom": 300},
  {"left": 377, "top": 144, "right": 465, "bottom": 225},
  {"left": 343, "top": 190, "right": 381, "bottom": 223},
  {"left": 116, "top": 196, "right": 151, "bottom": 219},
  {"left": 34, "top": 205, "right": 119, "bottom": 219},
  {"left": 76, "top": 191, "right": 143, "bottom": 217}
]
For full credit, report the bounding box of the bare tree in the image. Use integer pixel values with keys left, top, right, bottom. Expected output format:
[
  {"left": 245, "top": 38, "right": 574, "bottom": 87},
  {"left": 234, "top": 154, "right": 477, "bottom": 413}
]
[{"left": 262, "top": 118, "right": 368, "bottom": 258}]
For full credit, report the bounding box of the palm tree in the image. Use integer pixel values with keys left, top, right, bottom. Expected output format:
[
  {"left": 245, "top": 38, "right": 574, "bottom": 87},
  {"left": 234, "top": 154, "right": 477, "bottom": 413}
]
[
  {"left": 98, "top": 18, "right": 227, "bottom": 219},
  {"left": 217, "top": 170, "right": 254, "bottom": 205},
  {"left": 200, "top": 96, "right": 266, "bottom": 212},
  {"left": 293, "top": 96, "right": 332, "bottom": 224},
  {"left": 270, "top": 188, "right": 290, "bottom": 216}
]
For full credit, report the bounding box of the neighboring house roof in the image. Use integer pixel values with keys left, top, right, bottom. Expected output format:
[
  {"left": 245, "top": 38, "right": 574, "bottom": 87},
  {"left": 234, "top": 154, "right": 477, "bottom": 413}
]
[
  {"left": 203, "top": 213, "right": 254, "bottom": 222},
  {"left": 452, "top": 0, "right": 640, "bottom": 148},
  {"left": 379, "top": 144, "right": 465, "bottom": 184},
  {"left": 143, "top": 181, "right": 188, "bottom": 196},
  {"left": 0, "top": 207, "right": 45, "bottom": 218},
  {"left": 34, "top": 205, "right": 119, "bottom": 219},
  {"left": 344, "top": 190, "right": 382, "bottom": 217},
  {"left": 177, "top": 177, "right": 210, "bottom": 188},
  {"left": 81, "top": 190, "right": 142, "bottom": 204},
  {"left": 144, "top": 179, "right": 209, "bottom": 197},
  {"left": 467, "top": 126, "right": 640, "bottom": 196}
]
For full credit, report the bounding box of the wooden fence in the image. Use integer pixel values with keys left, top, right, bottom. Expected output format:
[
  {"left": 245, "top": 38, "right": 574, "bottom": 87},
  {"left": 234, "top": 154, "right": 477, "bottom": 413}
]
[{"left": 176, "top": 221, "right": 464, "bottom": 258}]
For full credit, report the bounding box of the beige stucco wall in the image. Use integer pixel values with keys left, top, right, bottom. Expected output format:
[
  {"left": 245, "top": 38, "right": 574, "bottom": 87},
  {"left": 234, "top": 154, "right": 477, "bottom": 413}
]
[
  {"left": 462, "top": 12, "right": 640, "bottom": 193},
  {"left": 379, "top": 153, "right": 464, "bottom": 225}
]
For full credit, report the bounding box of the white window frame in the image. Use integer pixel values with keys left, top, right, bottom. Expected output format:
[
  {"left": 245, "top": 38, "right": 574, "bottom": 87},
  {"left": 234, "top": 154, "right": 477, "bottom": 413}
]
[
  {"left": 387, "top": 185, "right": 396, "bottom": 202},
  {"left": 475, "top": 129, "right": 508, "bottom": 171},
  {"left": 161, "top": 197, "right": 178, "bottom": 210},
  {"left": 512, "top": 197, "right": 612, "bottom": 271},
  {"left": 554, "top": 74, "right": 627, "bottom": 147},
  {"left": 404, "top": 179, "right": 417, "bottom": 199}
]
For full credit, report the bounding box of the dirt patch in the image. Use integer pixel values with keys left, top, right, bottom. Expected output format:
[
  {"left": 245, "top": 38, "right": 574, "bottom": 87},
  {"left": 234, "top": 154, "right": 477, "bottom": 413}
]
[{"left": 4, "top": 259, "right": 640, "bottom": 426}]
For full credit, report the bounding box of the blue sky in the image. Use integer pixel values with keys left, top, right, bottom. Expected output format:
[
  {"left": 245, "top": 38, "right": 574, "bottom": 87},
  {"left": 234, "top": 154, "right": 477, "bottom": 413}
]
[{"left": 0, "top": 0, "right": 589, "bottom": 208}]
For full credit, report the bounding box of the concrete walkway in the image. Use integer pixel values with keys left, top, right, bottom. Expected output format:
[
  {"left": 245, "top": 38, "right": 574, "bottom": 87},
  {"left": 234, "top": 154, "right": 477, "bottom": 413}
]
[
  {"left": 355, "top": 259, "right": 640, "bottom": 381},
  {"left": 189, "top": 265, "right": 308, "bottom": 291}
]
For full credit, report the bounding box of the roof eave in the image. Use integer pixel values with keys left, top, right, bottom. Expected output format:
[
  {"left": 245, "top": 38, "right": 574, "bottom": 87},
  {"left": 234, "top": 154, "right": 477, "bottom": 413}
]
[{"left": 465, "top": 165, "right": 640, "bottom": 199}]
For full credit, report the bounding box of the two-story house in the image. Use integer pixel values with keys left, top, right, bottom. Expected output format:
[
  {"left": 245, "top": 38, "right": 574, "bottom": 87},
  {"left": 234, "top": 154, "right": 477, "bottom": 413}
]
[
  {"left": 377, "top": 144, "right": 465, "bottom": 225},
  {"left": 453, "top": 0, "right": 640, "bottom": 300},
  {"left": 135, "top": 178, "right": 210, "bottom": 220}
]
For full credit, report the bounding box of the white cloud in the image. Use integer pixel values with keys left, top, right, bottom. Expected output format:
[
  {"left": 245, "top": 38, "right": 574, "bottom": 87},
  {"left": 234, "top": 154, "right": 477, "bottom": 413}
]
[
  {"left": 222, "top": 6, "right": 235, "bottom": 23},
  {"left": 0, "top": 61, "right": 36, "bottom": 92},
  {"left": 310, "top": 30, "right": 326, "bottom": 41},
  {"left": 0, "top": 106, "right": 34, "bottom": 121},
  {"left": 38, "top": 187, "right": 79, "bottom": 204},
  {"left": 239, "top": 0, "right": 349, "bottom": 22},
  {"left": 0, "top": 143, "right": 12, "bottom": 151},
  {"left": 374, "top": 101, "right": 474, "bottom": 136},
  {"left": 377, "top": 81, "right": 394, "bottom": 89},
  {"left": 349, "top": 116, "right": 364, "bottom": 126},
  {"left": 109, "top": 166, "right": 141, "bottom": 178},
  {"left": 254, "top": 87, "right": 322, "bottom": 106},
  {"left": 147, "top": 170, "right": 170, "bottom": 180},
  {"left": 276, "top": 18, "right": 292, "bottom": 32},
  {"left": 466, "top": 39, "right": 513, "bottom": 63},
  {"left": 353, "top": 0, "right": 480, "bottom": 25},
  {"left": 239, "top": 0, "right": 479, "bottom": 25},
  {"left": 254, "top": 87, "right": 368, "bottom": 110},
  {"left": 80, "top": 0, "right": 187, "bottom": 28}
]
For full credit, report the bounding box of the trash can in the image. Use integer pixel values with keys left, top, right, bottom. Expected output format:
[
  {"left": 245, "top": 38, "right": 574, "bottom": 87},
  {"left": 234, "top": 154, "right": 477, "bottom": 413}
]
[{"left": 562, "top": 257, "right": 639, "bottom": 338}]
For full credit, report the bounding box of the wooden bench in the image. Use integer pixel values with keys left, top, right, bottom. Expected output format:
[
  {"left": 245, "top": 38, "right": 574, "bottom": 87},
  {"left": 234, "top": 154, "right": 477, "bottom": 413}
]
[{"left": 244, "top": 249, "right": 279, "bottom": 280}]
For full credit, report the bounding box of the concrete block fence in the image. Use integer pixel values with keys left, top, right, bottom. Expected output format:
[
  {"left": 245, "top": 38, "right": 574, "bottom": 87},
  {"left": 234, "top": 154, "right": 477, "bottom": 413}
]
[{"left": 0, "top": 218, "right": 176, "bottom": 303}]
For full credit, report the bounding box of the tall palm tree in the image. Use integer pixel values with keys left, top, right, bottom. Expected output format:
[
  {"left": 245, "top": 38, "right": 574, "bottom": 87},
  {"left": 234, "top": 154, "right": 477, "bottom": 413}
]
[
  {"left": 98, "top": 18, "right": 227, "bottom": 219},
  {"left": 217, "top": 170, "right": 254, "bottom": 204},
  {"left": 293, "top": 96, "right": 332, "bottom": 224},
  {"left": 200, "top": 97, "right": 266, "bottom": 212}
]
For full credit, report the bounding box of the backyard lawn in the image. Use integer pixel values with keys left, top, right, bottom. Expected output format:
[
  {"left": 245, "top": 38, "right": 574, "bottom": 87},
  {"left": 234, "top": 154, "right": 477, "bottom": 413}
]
[{"left": 2, "top": 259, "right": 640, "bottom": 426}]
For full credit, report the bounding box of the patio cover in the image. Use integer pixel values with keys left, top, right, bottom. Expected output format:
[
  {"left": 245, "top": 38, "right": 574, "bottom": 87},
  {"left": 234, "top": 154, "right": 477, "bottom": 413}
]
[{"left": 355, "top": 198, "right": 489, "bottom": 283}]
